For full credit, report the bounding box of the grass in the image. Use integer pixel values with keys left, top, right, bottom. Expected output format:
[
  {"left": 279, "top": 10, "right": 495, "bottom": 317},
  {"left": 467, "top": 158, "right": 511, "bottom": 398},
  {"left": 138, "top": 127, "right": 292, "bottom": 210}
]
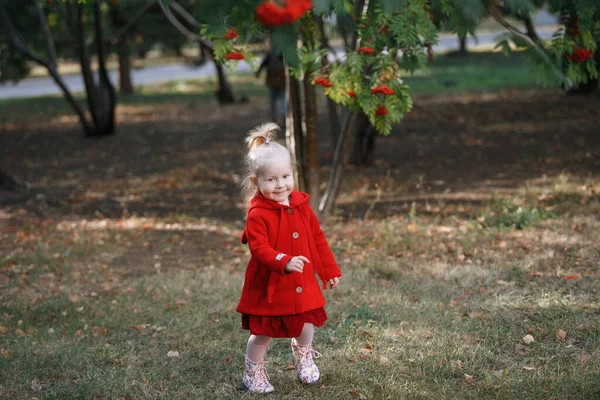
[
  {"left": 402, "top": 51, "right": 543, "bottom": 95},
  {"left": 1, "top": 50, "right": 599, "bottom": 399},
  {"left": 0, "top": 51, "right": 544, "bottom": 126},
  {"left": 1, "top": 176, "right": 599, "bottom": 399}
]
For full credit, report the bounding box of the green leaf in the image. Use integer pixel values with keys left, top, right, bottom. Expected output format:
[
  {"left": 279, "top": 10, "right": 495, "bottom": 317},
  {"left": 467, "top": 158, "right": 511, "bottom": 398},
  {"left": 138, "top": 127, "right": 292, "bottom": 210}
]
[
  {"left": 272, "top": 27, "right": 300, "bottom": 68},
  {"left": 379, "top": 0, "right": 408, "bottom": 12},
  {"left": 313, "top": 0, "right": 333, "bottom": 15},
  {"left": 494, "top": 39, "right": 512, "bottom": 57}
]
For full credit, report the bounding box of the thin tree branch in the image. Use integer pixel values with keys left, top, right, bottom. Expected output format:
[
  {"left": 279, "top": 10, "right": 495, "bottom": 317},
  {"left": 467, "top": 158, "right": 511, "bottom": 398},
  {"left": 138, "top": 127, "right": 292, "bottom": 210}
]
[
  {"left": 157, "top": 0, "right": 212, "bottom": 49},
  {"left": 74, "top": 2, "right": 101, "bottom": 133},
  {"left": 0, "top": 5, "right": 93, "bottom": 134},
  {"left": 107, "top": 0, "right": 156, "bottom": 42},
  {"left": 56, "top": 0, "right": 76, "bottom": 36},
  {"left": 34, "top": 0, "right": 59, "bottom": 67},
  {"left": 170, "top": 0, "right": 203, "bottom": 29},
  {"left": 488, "top": 4, "right": 568, "bottom": 86},
  {"left": 94, "top": 1, "right": 116, "bottom": 133},
  {"left": 488, "top": 5, "right": 529, "bottom": 39}
]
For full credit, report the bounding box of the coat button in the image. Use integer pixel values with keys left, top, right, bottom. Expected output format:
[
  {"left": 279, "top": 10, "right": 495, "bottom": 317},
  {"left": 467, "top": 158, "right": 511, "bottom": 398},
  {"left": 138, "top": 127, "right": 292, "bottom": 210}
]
[
  {"left": 287, "top": 208, "right": 293, "bottom": 214},
  {"left": 296, "top": 286, "right": 303, "bottom": 294},
  {"left": 292, "top": 232, "right": 299, "bottom": 239}
]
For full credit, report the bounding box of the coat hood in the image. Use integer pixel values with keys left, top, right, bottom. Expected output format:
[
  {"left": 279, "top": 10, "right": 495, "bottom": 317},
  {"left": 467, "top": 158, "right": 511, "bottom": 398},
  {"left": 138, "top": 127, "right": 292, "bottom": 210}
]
[
  {"left": 241, "top": 191, "right": 310, "bottom": 245},
  {"left": 248, "top": 191, "right": 310, "bottom": 213}
]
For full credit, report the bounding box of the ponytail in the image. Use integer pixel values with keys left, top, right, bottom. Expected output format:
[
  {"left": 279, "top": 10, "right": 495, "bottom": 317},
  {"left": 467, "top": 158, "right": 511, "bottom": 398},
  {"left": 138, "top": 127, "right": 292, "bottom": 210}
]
[{"left": 245, "top": 122, "right": 280, "bottom": 152}]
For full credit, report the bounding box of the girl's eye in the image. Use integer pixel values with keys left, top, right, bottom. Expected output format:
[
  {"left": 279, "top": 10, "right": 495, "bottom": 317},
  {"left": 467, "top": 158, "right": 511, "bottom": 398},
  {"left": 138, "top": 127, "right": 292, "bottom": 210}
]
[
  {"left": 283, "top": 175, "right": 289, "bottom": 179},
  {"left": 268, "top": 178, "right": 274, "bottom": 182}
]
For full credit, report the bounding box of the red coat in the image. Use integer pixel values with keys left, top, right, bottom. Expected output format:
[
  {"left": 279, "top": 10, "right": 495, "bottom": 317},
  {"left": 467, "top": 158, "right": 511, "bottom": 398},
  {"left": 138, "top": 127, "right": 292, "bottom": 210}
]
[{"left": 236, "top": 191, "right": 341, "bottom": 316}]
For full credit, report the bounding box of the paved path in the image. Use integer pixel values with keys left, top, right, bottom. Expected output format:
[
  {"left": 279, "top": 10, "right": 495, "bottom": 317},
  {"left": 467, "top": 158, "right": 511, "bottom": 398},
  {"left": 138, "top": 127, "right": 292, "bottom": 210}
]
[{"left": 0, "top": 27, "right": 557, "bottom": 100}]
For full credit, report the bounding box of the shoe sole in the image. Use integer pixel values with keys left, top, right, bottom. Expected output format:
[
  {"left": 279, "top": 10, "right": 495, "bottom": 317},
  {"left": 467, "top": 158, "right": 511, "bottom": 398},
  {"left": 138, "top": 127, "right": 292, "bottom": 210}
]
[{"left": 240, "top": 381, "right": 275, "bottom": 394}]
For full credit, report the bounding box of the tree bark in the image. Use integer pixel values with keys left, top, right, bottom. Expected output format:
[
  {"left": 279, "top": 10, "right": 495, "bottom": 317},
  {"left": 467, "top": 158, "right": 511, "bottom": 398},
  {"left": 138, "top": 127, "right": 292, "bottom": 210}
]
[
  {"left": 34, "top": 0, "right": 58, "bottom": 66},
  {"left": 75, "top": 4, "right": 102, "bottom": 136},
  {"left": 302, "top": 75, "right": 320, "bottom": 211},
  {"left": 350, "top": 111, "right": 376, "bottom": 165},
  {"left": 109, "top": 3, "right": 135, "bottom": 94},
  {"left": 117, "top": 45, "right": 134, "bottom": 94},
  {"left": 319, "top": 111, "right": 357, "bottom": 216},
  {"left": 93, "top": 2, "right": 116, "bottom": 135},
  {"left": 158, "top": 0, "right": 236, "bottom": 104},
  {"left": 0, "top": 4, "right": 94, "bottom": 134},
  {"left": 522, "top": 16, "right": 541, "bottom": 44},
  {"left": 458, "top": 34, "right": 468, "bottom": 55},
  {"left": 214, "top": 59, "right": 236, "bottom": 104},
  {"left": 317, "top": 15, "right": 340, "bottom": 143},
  {"left": 285, "top": 71, "right": 305, "bottom": 193}
]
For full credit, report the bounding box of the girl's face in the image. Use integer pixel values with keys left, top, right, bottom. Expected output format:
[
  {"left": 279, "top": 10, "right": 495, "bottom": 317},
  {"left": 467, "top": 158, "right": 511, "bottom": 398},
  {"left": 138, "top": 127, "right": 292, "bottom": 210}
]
[{"left": 254, "top": 158, "right": 294, "bottom": 205}]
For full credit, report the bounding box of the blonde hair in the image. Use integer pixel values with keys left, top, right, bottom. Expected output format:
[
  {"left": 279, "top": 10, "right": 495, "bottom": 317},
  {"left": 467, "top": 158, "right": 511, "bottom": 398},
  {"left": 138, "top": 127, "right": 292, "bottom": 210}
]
[{"left": 241, "top": 123, "right": 293, "bottom": 208}]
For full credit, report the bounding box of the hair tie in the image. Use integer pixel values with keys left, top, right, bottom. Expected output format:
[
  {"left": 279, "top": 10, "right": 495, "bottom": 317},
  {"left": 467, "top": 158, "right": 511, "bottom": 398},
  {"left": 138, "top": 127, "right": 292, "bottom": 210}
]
[{"left": 265, "top": 138, "right": 271, "bottom": 144}]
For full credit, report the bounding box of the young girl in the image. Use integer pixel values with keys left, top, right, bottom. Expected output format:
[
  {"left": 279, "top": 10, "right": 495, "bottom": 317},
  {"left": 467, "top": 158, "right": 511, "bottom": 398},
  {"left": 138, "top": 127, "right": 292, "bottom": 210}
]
[{"left": 237, "top": 123, "right": 341, "bottom": 393}]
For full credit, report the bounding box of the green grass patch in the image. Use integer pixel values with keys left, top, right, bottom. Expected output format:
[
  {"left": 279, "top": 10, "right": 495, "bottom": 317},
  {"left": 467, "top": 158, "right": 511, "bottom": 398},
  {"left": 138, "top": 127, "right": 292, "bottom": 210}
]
[
  {"left": 0, "top": 51, "right": 545, "bottom": 125},
  {"left": 403, "top": 51, "right": 544, "bottom": 95}
]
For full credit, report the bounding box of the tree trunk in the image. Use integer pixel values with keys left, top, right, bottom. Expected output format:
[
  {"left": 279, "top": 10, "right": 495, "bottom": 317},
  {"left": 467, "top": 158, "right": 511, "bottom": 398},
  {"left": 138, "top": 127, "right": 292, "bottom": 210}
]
[
  {"left": 350, "top": 111, "right": 376, "bottom": 165},
  {"left": 319, "top": 111, "right": 357, "bottom": 216},
  {"left": 523, "top": 16, "right": 541, "bottom": 44},
  {"left": 214, "top": 58, "right": 236, "bottom": 104},
  {"left": 302, "top": 76, "right": 320, "bottom": 211},
  {"left": 317, "top": 16, "right": 340, "bottom": 144},
  {"left": 118, "top": 47, "right": 134, "bottom": 94},
  {"left": 458, "top": 34, "right": 468, "bottom": 55},
  {"left": 93, "top": 2, "right": 116, "bottom": 135},
  {"left": 109, "top": 3, "right": 134, "bottom": 94},
  {"left": 285, "top": 71, "right": 305, "bottom": 192}
]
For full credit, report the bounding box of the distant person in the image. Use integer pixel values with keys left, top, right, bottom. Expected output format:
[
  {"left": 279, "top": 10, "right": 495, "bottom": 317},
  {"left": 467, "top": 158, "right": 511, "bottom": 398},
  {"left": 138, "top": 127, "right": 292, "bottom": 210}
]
[
  {"left": 237, "top": 123, "right": 342, "bottom": 393},
  {"left": 256, "top": 51, "right": 287, "bottom": 126}
]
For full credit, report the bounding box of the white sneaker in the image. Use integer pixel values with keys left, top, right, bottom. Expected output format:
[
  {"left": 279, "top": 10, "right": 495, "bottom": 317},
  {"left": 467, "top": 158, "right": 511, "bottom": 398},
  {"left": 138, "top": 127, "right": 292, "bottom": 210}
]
[
  {"left": 242, "top": 356, "right": 274, "bottom": 393},
  {"left": 290, "top": 338, "right": 322, "bottom": 384}
]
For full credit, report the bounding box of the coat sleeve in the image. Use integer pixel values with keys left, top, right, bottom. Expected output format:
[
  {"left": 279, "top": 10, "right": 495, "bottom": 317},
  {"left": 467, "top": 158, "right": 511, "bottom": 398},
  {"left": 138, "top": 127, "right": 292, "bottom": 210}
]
[
  {"left": 245, "top": 211, "right": 293, "bottom": 276},
  {"left": 308, "top": 206, "right": 342, "bottom": 281}
]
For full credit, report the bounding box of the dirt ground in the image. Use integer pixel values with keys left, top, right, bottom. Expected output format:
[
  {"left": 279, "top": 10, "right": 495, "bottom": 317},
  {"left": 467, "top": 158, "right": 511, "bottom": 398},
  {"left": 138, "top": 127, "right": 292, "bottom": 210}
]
[{"left": 1, "top": 88, "right": 599, "bottom": 271}]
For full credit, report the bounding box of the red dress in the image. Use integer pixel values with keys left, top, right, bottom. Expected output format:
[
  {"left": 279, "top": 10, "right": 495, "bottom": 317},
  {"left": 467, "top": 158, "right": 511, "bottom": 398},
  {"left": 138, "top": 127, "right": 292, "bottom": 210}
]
[{"left": 237, "top": 191, "right": 341, "bottom": 338}]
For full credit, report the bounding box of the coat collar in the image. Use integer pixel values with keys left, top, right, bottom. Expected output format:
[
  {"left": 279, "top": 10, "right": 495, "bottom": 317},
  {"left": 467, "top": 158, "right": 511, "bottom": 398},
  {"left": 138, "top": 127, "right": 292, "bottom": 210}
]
[{"left": 248, "top": 190, "right": 310, "bottom": 212}]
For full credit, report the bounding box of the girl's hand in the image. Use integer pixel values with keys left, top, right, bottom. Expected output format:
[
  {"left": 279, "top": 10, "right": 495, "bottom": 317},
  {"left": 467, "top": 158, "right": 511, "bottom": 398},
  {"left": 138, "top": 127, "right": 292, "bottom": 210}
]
[
  {"left": 285, "top": 256, "right": 310, "bottom": 273},
  {"left": 328, "top": 277, "right": 340, "bottom": 289}
]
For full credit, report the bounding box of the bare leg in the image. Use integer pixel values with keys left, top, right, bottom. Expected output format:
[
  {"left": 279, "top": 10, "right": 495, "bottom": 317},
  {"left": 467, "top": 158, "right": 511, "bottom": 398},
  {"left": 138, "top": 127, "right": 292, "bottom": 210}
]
[{"left": 246, "top": 334, "right": 271, "bottom": 363}]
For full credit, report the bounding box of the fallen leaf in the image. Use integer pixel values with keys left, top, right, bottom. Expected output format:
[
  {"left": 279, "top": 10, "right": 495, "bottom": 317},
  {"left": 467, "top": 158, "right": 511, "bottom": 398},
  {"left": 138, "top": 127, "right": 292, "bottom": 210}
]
[
  {"left": 556, "top": 329, "right": 567, "bottom": 341},
  {"left": 99, "top": 328, "right": 106, "bottom": 336},
  {"left": 464, "top": 374, "right": 474, "bottom": 383},
  {"left": 530, "top": 272, "right": 543, "bottom": 277},
  {"left": 69, "top": 293, "right": 79, "bottom": 303},
  {"left": 359, "top": 347, "right": 371, "bottom": 357},
  {"left": 563, "top": 274, "right": 579, "bottom": 281},
  {"left": 167, "top": 350, "right": 180, "bottom": 358},
  {"left": 522, "top": 366, "right": 535, "bottom": 372},
  {"left": 523, "top": 334, "right": 535, "bottom": 344},
  {"left": 424, "top": 330, "right": 434, "bottom": 339},
  {"left": 1, "top": 348, "right": 12, "bottom": 360},
  {"left": 0, "top": 325, "right": 8, "bottom": 334}
]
